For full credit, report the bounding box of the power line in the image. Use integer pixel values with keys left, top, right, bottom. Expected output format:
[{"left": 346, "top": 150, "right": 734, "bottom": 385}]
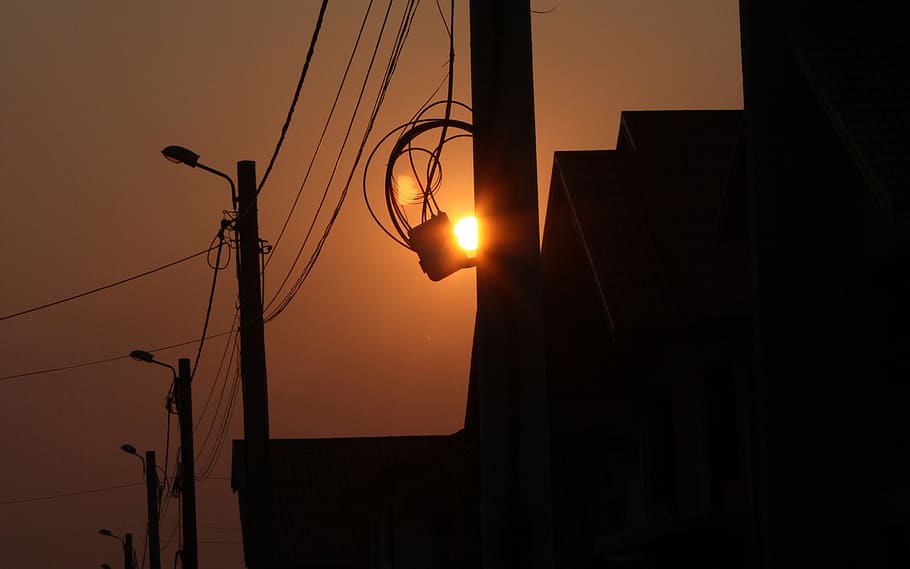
[
  {"left": 0, "top": 330, "right": 235, "bottom": 382},
  {"left": 255, "top": 0, "right": 330, "bottom": 198},
  {"left": 0, "top": 247, "right": 214, "bottom": 323},
  {"left": 263, "top": 0, "right": 376, "bottom": 271},
  {"left": 266, "top": 0, "right": 418, "bottom": 321},
  {"left": 0, "top": 482, "right": 143, "bottom": 505}
]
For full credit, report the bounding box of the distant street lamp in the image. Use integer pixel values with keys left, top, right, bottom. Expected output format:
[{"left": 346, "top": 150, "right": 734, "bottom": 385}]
[
  {"left": 129, "top": 351, "right": 197, "bottom": 569},
  {"left": 120, "top": 443, "right": 162, "bottom": 569},
  {"left": 98, "top": 529, "right": 134, "bottom": 569}
]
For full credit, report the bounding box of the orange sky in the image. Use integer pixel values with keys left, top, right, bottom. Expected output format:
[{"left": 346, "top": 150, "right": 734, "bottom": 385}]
[{"left": 0, "top": 1, "right": 742, "bottom": 566}]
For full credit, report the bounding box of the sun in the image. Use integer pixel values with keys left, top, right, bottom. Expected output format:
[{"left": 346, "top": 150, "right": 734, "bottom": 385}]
[{"left": 454, "top": 216, "right": 478, "bottom": 252}]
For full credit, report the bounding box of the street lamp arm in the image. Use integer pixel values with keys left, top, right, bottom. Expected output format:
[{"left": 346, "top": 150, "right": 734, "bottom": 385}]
[
  {"left": 196, "top": 163, "right": 238, "bottom": 208},
  {"left": 162, "top": 145, "right": 239, "bottom": 208}
]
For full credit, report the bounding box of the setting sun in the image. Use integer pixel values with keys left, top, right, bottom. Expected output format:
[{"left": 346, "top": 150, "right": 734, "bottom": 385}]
[{"left": 454, "top": 215, "right": 478, "bottom": 252}]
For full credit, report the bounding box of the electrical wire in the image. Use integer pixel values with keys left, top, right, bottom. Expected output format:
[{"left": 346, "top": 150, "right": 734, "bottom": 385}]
[
  {"left": 0, "top": 482, "right": 144, "bottom": 505},
  {"left": 197, "top": 341, "right": 242, "bottom": 479},
  {"left": 0, "top": 247, "right": 215, "bottom": 323},
  {"left": 193, "top": 310, "right": 239, "bottom": 434},
  {"left": 190, "top": 229, "right": 227, "bottom": 379},
  {"left": 265, "top": 0, "right": 422, "bottom": 322},
  {"left": 264, "top": 0, "right": 394, "bottom": 315},
  {"left": 255, "top": 0, "right": 330, "bottom": 199},
  {"left": 194, "top": 319, "right": 241, "bottom": 475},
  {"left": 362, "top": 0, "right": 475, "bottom": 251},
  {"left": 0, "top": 329, "right": 237, "bottom": 382},
  {"left": 263, "top": 0, "right": 377, "bottom": 271}
]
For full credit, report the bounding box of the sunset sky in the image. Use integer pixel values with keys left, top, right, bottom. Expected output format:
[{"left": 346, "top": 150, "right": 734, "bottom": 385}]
[{"left": 0, "top": 1, "right": 742, "bottom": 566}]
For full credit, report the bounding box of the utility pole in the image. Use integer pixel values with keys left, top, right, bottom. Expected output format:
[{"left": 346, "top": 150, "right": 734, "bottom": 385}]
[
  {"left": 124, "top": 532, "right": 134, "bottom": 569},
  {"left": 144, "top": 450, "right": 161, "bottom": 569},
  {"left": 175, "top": 357, "right": 199, "bottom": 569},
  {"left": 236, "top": 160, "right": 272, "bottom": 568},
  {"left": 469, "top": 2, "right": 555, "bottom": 569}
]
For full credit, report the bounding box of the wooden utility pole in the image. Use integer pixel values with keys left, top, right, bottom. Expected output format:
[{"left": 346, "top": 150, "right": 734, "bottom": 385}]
[
  {"left": 469, "top": 2, "right": 554, "bottom": 568},
  {"left": 236, "top": 160, "right": 272, "bottom": 568},
  {"left": 176, "top": 358, "right": 198, "bottom": 569}
]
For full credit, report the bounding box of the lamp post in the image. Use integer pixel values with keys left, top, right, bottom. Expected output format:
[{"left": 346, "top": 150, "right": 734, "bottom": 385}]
[
  {"left": 99, "top": 529, "right": 134, "bottom": 569},
  {"left": 161, "top": 145, "right": 271, "bottom": 568},
  {"left": 129, "top": 351, "right": 197, "bottom": 569},
  {"left": 120, "top": 444, "right": 161, "bottom": 569}
]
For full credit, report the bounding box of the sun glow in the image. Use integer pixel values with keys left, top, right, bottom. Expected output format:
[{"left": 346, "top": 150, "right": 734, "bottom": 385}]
[
  {"left": 454, "top": 216, "right": 478, "bottom": 252},
  {"left": 394, "top": 174, "right": 423, "bottom": 205}
]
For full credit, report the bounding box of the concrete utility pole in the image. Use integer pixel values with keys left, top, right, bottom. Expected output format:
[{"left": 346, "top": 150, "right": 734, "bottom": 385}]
[
  {"left": 469, "top": 2, "right": 555, "bottom": 569},
  {"left": 175, "top": 358, "right": 199, "bottom": 569},
  {"left": 144, "top": 451, "right": 161, "bottom": 569},
  {"left": 236, "top": 160, "right": 272, "bottom": 568}
]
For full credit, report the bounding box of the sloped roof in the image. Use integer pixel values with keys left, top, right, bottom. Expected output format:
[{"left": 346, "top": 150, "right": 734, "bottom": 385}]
[
  {"left": 791, "top": 23, "right": 910, "bottom": 219},
  {"left": 542, "top": 110, "right": 749, "bottom": 337}
]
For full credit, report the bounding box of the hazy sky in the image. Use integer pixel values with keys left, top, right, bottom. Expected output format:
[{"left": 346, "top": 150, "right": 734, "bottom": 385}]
[{"left": 0, "top": 1, "right": 742, "bottom": 566}]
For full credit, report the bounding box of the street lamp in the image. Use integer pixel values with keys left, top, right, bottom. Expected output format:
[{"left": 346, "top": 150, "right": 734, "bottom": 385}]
[
  {"left": 130, "top": 351, "right": 197, "bottom": 569},
  {"left": 98, "top": 529, "right": 134, "bottom": 569},
  {"left": 161, "top": 144, "right": 272, "bottom": 566},
  {"left": 162, "top": 145, "right": 237, "bottom": 207},
  {"left": 120, "top": 443, "right": 162, "bottom": 569}
]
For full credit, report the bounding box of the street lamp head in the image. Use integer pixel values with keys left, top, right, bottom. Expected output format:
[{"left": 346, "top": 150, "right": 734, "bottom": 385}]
[
  {"left": 101, "top": 564, "right": 113, "bottom": 569},
  {"left": 120, "top": 443, "right": 137, "bottom": 455},
  {"left": 129, "top": 350, "right": 155, "bottom": 363},
  {"left": 162, "top": 145, "right": 199, "bottom": 167},
  {"left": 99, "top": 529, "right": 113, "bottom": 537}
]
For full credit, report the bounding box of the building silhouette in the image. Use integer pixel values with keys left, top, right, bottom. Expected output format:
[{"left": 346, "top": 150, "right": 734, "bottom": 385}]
[{"left": 233, "top": 3, "right": 910, "bottom": 564}]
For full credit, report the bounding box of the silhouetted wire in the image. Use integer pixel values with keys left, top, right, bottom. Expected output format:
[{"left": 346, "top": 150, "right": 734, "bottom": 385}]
[
  {"left": 199, "top": 358, "right": 240, "bottom": 476},
  {"left": 264, "top": 0, "right": 389, "bottom": 314},
  {"left": 261, "top": 0, "right": 376, "bottom": 279},
  {"left": 254, "top": 0, "right": 330, "bottom": 199},
  {"left": 423, "top": 0, "right": 456, "bottom": 221},
  {"left": 363, "top": 0, "right": 473, "bottom": 250},
  {"left": 193, "top": 310, "right": 239, "bottom": 434},
  {"left": 0, "top": 354, "right": 131, "bottom": 382},
  {"left": 197, "top": 345, "right": 242, "bottom": 479},
  {"left": 190, "top": 230, "right": 227, "bottom": 380},
  {"left": 531, "top": 5, "right": 557, "bottom": 14},
  {"left": 203, "top": 335, "right": 242, "bottom": 478},
  {"left": 369, "top": 115, "right": 473, "bottom": 247},
  {"left": 160, "top": 397, "right": 174, "bottom": 521},
  {"left": 266, "top": 0, "right": 420, "bottom": 321},
  {"left": 0, "top": 247, "right": 215, "bottom": 323},
  {"left": 194, "top": 319, "right": 241, "bottom": 475},
  {"left": 0, "top": 329, "right": 237, "bottom": 382},
  {"left": 434, "top": 0, "right": 452, "bottom": 36},
  {"left": 0, "top": 482, "right": 143, "bottom": 505},
  {"left": 140, "top": 532, "right": 148, "bottom": 569}
]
